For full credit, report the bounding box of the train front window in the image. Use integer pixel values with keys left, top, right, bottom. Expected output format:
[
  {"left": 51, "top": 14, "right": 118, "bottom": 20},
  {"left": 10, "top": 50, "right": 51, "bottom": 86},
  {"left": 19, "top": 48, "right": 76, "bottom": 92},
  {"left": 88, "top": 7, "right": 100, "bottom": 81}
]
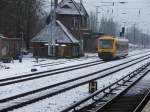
[{"left": 99, "top": 40, "right": 113, "bottom": 49}]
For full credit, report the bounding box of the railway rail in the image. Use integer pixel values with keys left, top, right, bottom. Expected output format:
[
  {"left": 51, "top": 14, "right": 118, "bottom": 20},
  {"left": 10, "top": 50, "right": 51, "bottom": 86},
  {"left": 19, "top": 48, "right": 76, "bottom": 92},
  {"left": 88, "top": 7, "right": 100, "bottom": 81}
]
[
  {"left": 33, "top": 55, "right": 98, "bottom": 67},
  {"left": 0, "top": 60, "right": 104, "bottom": 86},
  {"left": 133, "top": 90, "right": 150, "bottom": 112},
  {"left": 32, "top": 51, "right": 148, "bottom": 68},
  {"left": 62, "top": 62, "right": 150, "bottom": 112},
  {"left": 0, "top": 54, "right": 150, "bottom": 111},
  {"left": 0, "top": 53, "right": 150, "bottom": 87},
  {"left": 97, "top": 72, "right": 150, "bottom": 112}
]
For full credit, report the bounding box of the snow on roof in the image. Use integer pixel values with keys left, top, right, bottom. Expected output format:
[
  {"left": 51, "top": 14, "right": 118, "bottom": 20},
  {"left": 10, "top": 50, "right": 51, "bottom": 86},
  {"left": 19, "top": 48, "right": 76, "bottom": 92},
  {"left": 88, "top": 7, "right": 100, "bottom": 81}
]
[
  {"left": 31, "top": 20, "right": 79, "bottom": 44},
  {"left": 0, "top": 34, "right": 6, "bottom": 39},
  {"left": 56, "top": 0, "right": 88, "bottom": 16},
  {"left": 56, "top": 20, "right": 79, "bottom": 43},
  {"left": 0, "top": 36, "right": 6, "bottom": 39},
  {"left": 0, "top": 35, "right": 20, "bottom": 40},
  {"left": 0, "top": 34, "right": 4, "bottom": 36}
]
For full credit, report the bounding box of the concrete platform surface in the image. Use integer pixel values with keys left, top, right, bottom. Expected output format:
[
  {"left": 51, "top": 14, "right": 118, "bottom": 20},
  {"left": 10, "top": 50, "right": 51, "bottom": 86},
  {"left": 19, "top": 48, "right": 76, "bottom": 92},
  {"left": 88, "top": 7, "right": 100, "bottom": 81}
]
[{"left": 142, "top": 100, "right": 150, "bottom": 112}]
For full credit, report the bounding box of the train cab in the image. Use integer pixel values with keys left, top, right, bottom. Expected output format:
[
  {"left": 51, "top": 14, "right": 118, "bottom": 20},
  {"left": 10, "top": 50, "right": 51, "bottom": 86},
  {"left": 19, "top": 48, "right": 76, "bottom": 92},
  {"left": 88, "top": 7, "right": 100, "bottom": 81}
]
[{"left": 97, "top": 36, "right": 129, "bottom": 60}]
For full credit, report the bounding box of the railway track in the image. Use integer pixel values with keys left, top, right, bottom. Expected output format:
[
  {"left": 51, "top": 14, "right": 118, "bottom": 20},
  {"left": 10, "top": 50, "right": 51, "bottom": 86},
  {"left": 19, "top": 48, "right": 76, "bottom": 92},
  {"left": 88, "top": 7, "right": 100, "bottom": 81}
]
[
  {"left": 0, "top": 54, "right": 150, "bottom": 111},
  {"left": 0, "top": 59, "right": 104, "bottom": 86},
  {"left": 96, "top": 72, "right": 150, "bottom": 112},
  {"left": 33, "top": 55, "right": 98, "bottom": 67},
  {"left": 134, "top": 90, "right": 150, "bottom": 112},
  {"left": 32, "top": 50, "right": 148, "bottom": 68},
  {"left": 0, "top": 52, "right": 149, "bottom": 87},
  {"left": 62, "top": 62, "right": 150, "bottom": 112}
]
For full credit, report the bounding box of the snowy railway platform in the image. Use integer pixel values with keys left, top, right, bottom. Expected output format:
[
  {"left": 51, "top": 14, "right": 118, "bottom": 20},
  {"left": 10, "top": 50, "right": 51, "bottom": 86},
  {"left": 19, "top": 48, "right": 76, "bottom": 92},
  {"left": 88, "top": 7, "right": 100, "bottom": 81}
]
[{"left": 0, "top": 49, "right": 150, "bottom": 112}]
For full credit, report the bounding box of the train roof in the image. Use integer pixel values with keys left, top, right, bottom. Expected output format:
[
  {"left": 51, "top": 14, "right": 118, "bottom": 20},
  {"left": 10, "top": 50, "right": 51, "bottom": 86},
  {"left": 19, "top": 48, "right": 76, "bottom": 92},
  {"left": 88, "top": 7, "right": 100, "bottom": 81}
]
[
  {"left": 98, "top": 35, "right": 114, "bottom": 39},
  {"left": 98, "top": 36, "right": 129, "bottom": 42}
]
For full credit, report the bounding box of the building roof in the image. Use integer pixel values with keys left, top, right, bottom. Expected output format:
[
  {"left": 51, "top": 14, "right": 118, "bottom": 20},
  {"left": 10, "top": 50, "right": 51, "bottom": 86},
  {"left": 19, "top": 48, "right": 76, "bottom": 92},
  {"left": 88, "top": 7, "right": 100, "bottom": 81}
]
[
  {"left": 31, "top": 20, "right": 79, "bottom": 44},
  {"left": 0, "top": 35, "right": 20, "bottom": 40},
  {"left": 56, "top": 0, "right": 88, "bottom": 16},
  {"left": 0, "top": 35, "right": 6, "bottom": 39}
]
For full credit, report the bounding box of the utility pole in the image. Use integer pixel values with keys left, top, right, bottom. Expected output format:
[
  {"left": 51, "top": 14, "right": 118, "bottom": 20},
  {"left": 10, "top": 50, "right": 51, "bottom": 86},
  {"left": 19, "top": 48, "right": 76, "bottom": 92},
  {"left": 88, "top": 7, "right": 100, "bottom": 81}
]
[
  {"left": 16, "top": 0, "right": 25, "bottom": 54},
  {"left": 16, "top": 1, "right": 21, "bottom": 38},
  {"left": 80, "top": 0, "right": 83, "bottom": 27},
  {"left": 71, "top": 0, "right": 84, "bottom": 56},
  {"left": 96, "top": 6, "right": 101, "bottom": 32},
  {"left": 80, "top": 0, "right": 84, "bottom": 56},
  {"left": 133, "top": 23, "right": 136, "bottom": 49},
  {"left": 48, "top": 0, "right": 57, "bottom": 57}
]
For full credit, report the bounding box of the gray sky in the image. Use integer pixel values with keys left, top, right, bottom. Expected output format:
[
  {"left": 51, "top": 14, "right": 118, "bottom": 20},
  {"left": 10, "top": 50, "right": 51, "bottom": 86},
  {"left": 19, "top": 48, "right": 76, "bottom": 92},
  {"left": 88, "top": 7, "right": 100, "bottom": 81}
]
[{"left": 76, "top": 0, "right": 150, "bottom": 32}]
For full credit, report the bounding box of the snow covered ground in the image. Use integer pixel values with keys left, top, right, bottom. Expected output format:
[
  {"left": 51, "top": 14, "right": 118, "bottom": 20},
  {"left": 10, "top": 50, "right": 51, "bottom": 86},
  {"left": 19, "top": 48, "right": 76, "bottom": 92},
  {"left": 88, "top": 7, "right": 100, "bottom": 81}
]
[
  {"left": 0, "top": 49, "right": 150, "bottom": 112},
  {"left": 0, "top": 49, "right": 148, "bottom": 79},
  {"left": 0, "top": 53, "right": 99, "bottom": 79},
  {"left": 11, "top": 59, "right": 150, "bottom": 112}
]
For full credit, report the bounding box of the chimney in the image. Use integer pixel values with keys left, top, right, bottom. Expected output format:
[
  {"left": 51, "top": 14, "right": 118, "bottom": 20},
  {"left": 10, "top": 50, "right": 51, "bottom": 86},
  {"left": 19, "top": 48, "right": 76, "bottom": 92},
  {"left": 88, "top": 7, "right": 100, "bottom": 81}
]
[{"left": 54, "top": 0, "right": 58, "bottom": 8}]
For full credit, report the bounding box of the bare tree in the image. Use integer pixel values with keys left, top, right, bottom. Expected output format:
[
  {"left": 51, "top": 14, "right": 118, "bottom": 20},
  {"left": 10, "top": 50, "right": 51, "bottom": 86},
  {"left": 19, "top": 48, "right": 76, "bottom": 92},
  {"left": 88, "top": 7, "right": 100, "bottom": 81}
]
[
  {"left": 125, "top": 26, "right": 150, "bottom": 48},
  {"left": 0, "top": 0, "right": 46, "bottom": 49},
  {"left": 99, "top": 17, "right": 118, "bottom": 36},
  {"left": 88, "top": 11, "right": 97, "bottom": 32}
]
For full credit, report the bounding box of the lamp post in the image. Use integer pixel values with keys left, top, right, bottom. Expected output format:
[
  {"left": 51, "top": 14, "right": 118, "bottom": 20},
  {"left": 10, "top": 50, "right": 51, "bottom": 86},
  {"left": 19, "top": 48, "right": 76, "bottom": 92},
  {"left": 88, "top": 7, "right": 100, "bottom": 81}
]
[{"left": 16, "top": 0, "right": 25, "bottom": 56}]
